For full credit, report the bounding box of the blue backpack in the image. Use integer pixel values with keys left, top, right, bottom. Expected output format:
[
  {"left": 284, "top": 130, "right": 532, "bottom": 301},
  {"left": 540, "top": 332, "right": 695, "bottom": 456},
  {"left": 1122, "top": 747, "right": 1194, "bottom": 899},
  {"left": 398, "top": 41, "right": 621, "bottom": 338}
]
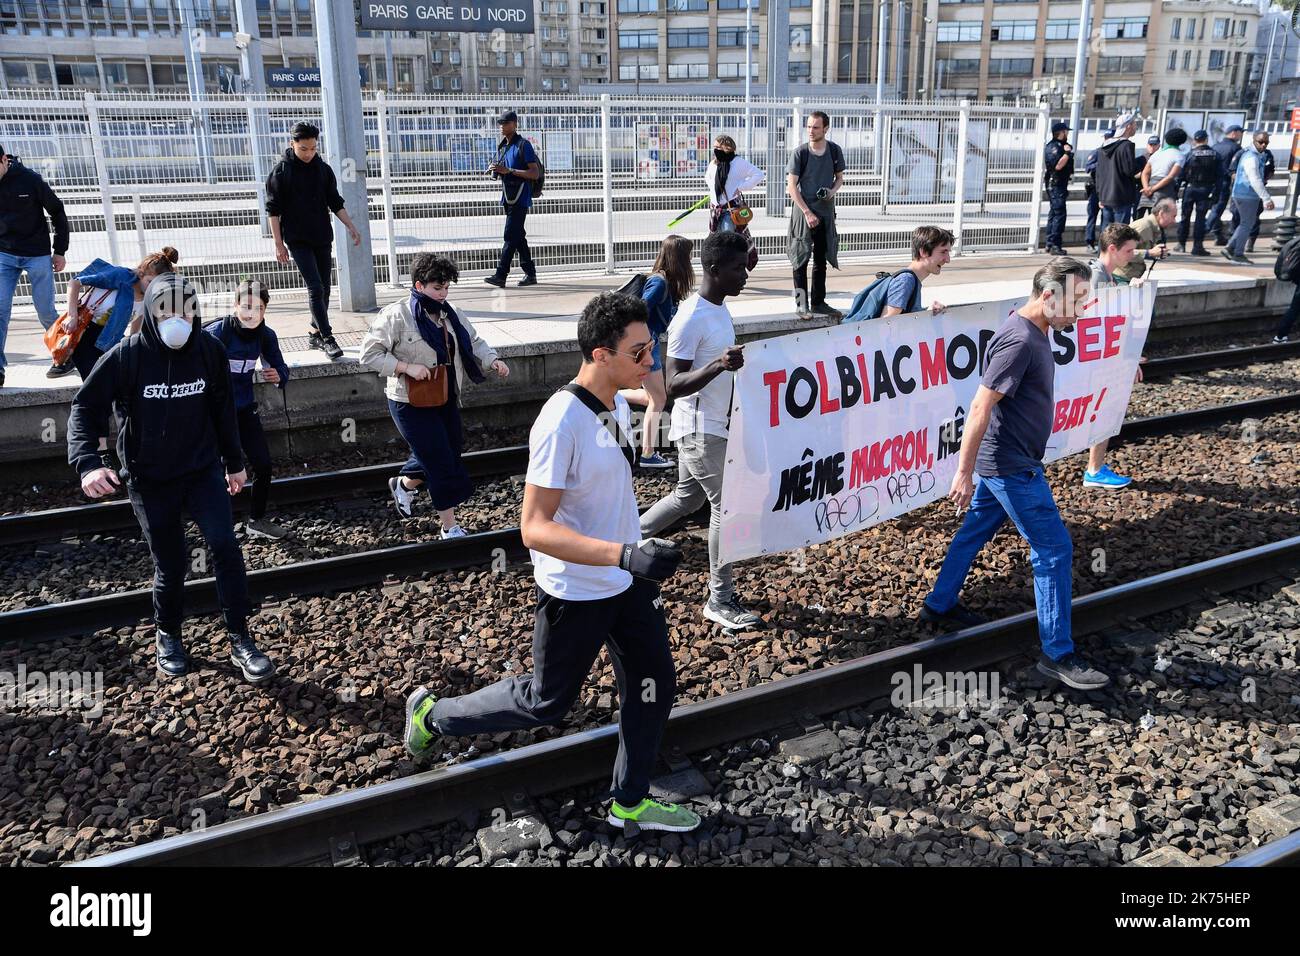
[{"left": 842, "top": 269, "right": 921, "bottom": 324}]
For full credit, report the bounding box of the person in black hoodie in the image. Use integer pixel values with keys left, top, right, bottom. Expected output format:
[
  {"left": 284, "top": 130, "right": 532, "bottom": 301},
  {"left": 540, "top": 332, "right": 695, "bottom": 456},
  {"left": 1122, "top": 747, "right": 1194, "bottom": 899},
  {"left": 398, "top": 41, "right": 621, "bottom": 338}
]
[
  {"left": 1095, "top": 112, "right": 1140, "bottom": 230},
  {"left": 0, "top": 146, "right": 71, "bottom": 385},
  {"left": 67, "top": 273, "right": 276, "bottom": 684},
  {"left": 265, "top": 121, "right": 361, "bottom": 360}
]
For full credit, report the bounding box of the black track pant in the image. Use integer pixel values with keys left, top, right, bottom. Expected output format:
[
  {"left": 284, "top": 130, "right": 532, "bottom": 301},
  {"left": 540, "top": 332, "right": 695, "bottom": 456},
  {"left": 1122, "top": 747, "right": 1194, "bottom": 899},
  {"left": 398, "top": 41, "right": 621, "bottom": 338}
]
[{"left": 432, "top": 578, "right": 675, "bottom": 806}]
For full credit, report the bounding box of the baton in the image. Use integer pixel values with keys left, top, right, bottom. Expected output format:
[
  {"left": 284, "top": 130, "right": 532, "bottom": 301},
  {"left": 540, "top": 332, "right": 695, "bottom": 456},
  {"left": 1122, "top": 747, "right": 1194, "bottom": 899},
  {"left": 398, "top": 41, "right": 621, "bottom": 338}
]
[{"left": 667, "top": 196, "right": 709, "bottom": 228}]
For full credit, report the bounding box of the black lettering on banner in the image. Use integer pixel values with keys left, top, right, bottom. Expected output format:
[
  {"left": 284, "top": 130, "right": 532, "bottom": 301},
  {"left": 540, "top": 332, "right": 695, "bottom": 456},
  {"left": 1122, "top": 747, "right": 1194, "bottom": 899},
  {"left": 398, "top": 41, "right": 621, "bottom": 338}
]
[
  {"left": 947, "top": 334, "right": 977, "bottom": 378},
  {"left": 835, "top": 355, "right": 862, "bottom": 408},
  {"left": 885, "top": 470, "right": 936, "bottom": 505},
  {"left": 1051, "top": 327, "right": 1076, "bottom": 365},
  {"left": 978, "top": 328, "right": 995, "bottom": 375},
  {"left": 786, "top": 366, "right": 818, "bottom": 420},
  {"left": 773, "top": 448, "right": 846, "bottom": 513},
  {"left": 813, "top": 486, "right": 881, "bottom": 533},
  {"left": 892, "top": 345, "right": 916, "bottom": 395},
  {"left": 872, "top": 351, "right": 897, "bottom": 401}
]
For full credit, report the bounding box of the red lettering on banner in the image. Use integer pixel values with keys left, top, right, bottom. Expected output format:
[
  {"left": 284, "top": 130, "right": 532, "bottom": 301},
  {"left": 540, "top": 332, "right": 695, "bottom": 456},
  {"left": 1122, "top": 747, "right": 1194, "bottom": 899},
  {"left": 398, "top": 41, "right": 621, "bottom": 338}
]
[
  {"left": 1076, "top": 316, "right": 1102, "bottom": 362},
  {"left": 1102, "top": 314, "right": 1125, "bottom": 358},
  {"left": 815, "top": 360, "right": 840, "bottom": 414},
  {"left": 1051, "top": 394, "right": 1095, "bottom": 433},
  {"left": 856, "top": 352, "right": 871, "bottom": 404},
  {"left": 919, "top": 338, "right": 948, "bottom": 389},
  {"left": 763, "top": 369, "right": 788, "bottom": 427}
]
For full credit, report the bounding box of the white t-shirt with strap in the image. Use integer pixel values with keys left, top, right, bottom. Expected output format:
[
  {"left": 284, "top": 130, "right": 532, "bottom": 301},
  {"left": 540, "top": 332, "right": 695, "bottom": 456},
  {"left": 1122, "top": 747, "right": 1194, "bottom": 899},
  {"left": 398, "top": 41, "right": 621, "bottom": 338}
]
[
  {"left": 526, "top": 389, "right": 641, "bottom": 601},
  {"left": 666, "top": 292, "right": 735, "bottom": 442}
]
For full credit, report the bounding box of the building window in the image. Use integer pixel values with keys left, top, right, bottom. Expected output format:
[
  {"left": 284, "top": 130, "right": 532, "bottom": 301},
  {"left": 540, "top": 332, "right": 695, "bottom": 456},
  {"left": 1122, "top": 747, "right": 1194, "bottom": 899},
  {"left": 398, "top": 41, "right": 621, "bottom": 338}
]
[
  {"left": 1183, "top": 50, "right": 1192, "bottom": 71},
  {"left": 450, "top": 76, "right": 461, "bottom": 90},
  {"left": 988, "top": 58, "right": 1032, "bottom": 77},
  {"left": 1041, "top": 57, "right": 1072, "bottom": 76},
  {"left": 668, "top": 62, "right": 708, "bottom": 79},
  {"left": 1170, "top": 18, "right": 1180, "bottom": 40},
  {"left": 788, "top": 61, "right": 811, "bottom": 80},
  {"left": 1102, "top": 17, "right": 1147, "bottom": 40},
  {"left": 1212, "top": 18, "right": 1228, "bottom": 40},
  {"left": 937, "top": 58, "right": 981, "bottom": 75},
  {"left": 665, "top": 0, "right": 706, "bottom": 9},
  {"left": 667, "top": 29, "right": 708, "bottom": 49},
  {"left": 516, "top": 77, "right": 525, "bottom": 90},
  {"left": 1235, "top": 19, "right": 1246, "bottom": 37},
  {"left": 1092, "top": 86, "right": 1141, "bottom": 110},
  {"left": 1167, "top": 50, "right": 1177, "bottom": 71},
  {"left": 431, "top": 76, "right": 443, "bottom": 90},
  {"left": 936, "top": 22, "right": 980, "bottom": 43},
  {"left": 1097, "top": 56, "right": 1145, "bottom": 74},
  {"left": 618, "top": 30, "right": 658, "bottom": 49},
  {"left": 717, "top": 61, "right": 759, "bottom": 79},
  {"left": 1044, "top": 20, "right": 1079, "bottom": 41},
  {"left": 617, "top": 0, "right": 655, "bottom": 11},
  {"left": 1208, "top": 49, "right": 1225, "bottom": 71},
  {"left": 790, "top": 25, "right": 811, "bottom": 48},
  {"left": 718, "top": 27, "right": 759, "bottom": 48},
  {"left": 990, "top": 20, "right": 1035, "bottom": 42},
  {"left": 449, "top": 50, "right": 461, "bottom": 65},
  {"left": 619, "top": 62, "right": 659, "bottom": 80}
]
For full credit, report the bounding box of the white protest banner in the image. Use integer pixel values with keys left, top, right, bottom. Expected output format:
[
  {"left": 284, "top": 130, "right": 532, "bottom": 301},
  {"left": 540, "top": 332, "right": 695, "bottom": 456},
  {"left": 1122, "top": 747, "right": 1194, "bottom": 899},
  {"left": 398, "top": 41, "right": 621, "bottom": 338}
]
[{"left": 718, "top": 283, "right": 1155, "bottom": 565}]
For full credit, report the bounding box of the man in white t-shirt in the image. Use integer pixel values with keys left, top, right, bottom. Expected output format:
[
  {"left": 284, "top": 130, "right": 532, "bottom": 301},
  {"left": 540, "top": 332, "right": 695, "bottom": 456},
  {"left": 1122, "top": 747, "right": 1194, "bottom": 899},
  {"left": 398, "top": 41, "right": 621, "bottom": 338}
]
[
  {"left": 402, "top": 292, "right": 701, "bottom": 834},
  {"left": 641, "top": 230, "right": 759, "bottom": 631}
]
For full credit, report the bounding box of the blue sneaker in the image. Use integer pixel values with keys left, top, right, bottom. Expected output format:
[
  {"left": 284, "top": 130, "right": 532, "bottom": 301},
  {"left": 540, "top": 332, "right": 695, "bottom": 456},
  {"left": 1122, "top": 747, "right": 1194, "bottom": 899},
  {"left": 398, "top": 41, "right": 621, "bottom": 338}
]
[{"left": 1082, "top": 465, "right": 1132, "bottom": 490}]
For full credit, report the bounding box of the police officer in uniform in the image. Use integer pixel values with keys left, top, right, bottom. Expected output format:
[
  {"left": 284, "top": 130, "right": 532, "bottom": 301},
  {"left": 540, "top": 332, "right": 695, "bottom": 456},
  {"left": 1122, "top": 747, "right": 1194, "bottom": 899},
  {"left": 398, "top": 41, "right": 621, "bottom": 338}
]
[
  {"left": 1043, "top": 121, "right": 1074, "bottom": 256},
  {"left": 1177, "top": 130, "right": 1220, "bottom": 257}
]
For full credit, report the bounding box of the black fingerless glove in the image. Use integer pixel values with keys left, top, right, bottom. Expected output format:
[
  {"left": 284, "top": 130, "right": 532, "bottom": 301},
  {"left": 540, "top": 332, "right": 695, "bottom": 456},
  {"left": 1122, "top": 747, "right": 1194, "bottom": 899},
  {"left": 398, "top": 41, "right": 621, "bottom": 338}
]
[{"left": 619, "top": 538, "right": 683, "bottom": 583}]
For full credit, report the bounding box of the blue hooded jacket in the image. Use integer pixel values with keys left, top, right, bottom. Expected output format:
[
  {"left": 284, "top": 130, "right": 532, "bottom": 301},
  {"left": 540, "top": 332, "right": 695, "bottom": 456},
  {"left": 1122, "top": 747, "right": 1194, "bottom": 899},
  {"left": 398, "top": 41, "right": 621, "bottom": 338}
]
[
  {"left": 203, "top": 314, "right": 290, "bottom": 410},
  {"left": 75, "top": 258, "right": 138, "bottom": 353}
]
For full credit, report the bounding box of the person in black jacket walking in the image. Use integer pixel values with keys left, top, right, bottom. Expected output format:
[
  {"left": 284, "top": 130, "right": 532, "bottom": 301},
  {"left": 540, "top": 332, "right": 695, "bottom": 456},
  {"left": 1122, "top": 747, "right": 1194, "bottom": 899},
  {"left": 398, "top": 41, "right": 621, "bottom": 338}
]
[
  {"left": 0, "top": 146, "right": 70, "bottom": 385},
  {"left": 265, "top": 121, "right": 362, "bottom": 360},
  {"left": 1095, "top": 112, "right": 1140, "bottom": 229},
  {"left": 1176, "top": 130, "right": 1220, "bottom": 256},
  {"left": 67, "top": 273, "right": 276, "bottom": 684}
]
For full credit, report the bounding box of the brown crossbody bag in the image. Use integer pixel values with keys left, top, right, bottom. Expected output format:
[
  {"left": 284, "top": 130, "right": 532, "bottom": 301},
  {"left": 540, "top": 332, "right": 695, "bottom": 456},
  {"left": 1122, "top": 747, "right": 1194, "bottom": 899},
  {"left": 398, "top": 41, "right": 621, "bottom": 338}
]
[{"left": 403, "top": 320, "right": 452, "bottom": 408}]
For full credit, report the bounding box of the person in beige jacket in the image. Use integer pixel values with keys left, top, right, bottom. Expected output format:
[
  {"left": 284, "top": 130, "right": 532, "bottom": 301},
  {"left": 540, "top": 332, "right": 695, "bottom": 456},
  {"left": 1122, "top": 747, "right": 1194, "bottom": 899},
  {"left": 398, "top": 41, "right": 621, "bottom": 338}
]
[{"left": 360, "top": 253, "right": 509, "bottom": 537}]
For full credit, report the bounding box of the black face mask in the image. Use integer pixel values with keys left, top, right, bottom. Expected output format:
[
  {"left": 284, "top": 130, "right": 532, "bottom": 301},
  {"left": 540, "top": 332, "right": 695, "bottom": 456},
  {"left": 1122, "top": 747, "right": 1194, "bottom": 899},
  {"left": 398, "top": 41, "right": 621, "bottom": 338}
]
[{"left": 714, "top": 148, "right": 733, "bottom": 163}]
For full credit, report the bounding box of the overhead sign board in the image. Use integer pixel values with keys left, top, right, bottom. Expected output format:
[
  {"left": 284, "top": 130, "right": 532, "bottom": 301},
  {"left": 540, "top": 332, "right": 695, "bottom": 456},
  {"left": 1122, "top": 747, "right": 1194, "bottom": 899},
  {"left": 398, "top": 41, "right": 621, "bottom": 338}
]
[
  {"left": 265, "top": 67, "right": 322, "bottom": 88},
  {"left": 359, "top": 2, "right": 535, "bottom": 33}
]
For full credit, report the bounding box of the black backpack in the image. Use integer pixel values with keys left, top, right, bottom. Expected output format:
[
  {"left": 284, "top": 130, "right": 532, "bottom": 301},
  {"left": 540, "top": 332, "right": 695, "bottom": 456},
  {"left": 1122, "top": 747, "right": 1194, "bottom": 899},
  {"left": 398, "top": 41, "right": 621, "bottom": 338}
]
[
  {"left": 615, "top": 273, "right": 648, "bottom": 299},
  {"left": 1274, "top": 236, "right": 1300, "bottom": 283}
]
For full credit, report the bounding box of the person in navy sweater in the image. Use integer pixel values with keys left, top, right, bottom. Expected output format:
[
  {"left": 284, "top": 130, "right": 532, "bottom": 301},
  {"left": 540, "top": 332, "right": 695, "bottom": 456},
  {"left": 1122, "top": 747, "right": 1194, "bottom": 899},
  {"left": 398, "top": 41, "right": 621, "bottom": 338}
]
[{"left": 205, "top": 279, "right": 291, "bottom": 541}]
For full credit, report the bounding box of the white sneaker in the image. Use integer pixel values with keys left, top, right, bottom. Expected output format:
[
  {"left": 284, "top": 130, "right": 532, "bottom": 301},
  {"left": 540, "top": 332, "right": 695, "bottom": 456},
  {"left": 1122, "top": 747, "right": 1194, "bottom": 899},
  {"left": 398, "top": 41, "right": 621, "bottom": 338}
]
[
  {"left": 389, "top": 476, "right": 416, "bottom": 518},
  {"left": 440, "top": 524, "right": 467, "bottom": 539}
]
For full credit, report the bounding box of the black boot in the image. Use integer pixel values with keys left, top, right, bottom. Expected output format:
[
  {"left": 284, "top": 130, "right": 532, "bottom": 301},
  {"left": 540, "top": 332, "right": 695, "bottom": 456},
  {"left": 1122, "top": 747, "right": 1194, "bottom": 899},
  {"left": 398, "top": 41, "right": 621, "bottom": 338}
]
[
  {"left": 1246, "top": 238, "right": 1256, "bottom": 254},
  {"left": 156, "top": 630, "right": 189, "bottom": 678},
  {"left": 229, "top": 631, "right": 276, "bottom": 684}
]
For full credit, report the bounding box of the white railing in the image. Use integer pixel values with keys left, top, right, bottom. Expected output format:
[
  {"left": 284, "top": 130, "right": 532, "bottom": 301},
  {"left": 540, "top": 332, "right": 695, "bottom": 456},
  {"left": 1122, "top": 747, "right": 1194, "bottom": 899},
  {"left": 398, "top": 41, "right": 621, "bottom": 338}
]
[{"left": 2, "top": 92, "right": 1048, "bottom": 305}]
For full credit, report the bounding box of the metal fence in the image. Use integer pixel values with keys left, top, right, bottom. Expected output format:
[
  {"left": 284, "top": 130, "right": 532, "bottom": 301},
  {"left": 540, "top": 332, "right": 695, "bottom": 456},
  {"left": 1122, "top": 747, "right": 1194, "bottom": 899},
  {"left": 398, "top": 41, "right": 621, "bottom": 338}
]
[{"left": 0, "top": 91, "right": 1050, "bottom": 307}]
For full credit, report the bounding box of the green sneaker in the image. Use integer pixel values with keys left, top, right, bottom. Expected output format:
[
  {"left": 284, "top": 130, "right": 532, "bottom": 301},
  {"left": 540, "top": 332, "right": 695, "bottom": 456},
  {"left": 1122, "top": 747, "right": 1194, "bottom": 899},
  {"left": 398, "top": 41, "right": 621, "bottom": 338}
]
[
  {"left": 403, "top": 686, "right": 440, "bottom": 756},
  {"left": 607, "top": 797, "right": 701, "bottom": 832}
]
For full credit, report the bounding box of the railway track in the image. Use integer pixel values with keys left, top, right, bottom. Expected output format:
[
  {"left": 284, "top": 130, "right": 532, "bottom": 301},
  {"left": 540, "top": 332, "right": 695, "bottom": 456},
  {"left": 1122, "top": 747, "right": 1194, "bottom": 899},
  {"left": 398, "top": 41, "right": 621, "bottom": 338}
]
[
  {"left": 72, "top": 534, "right": 1300, "bottom": 867},
  {"left": 3, "top": 392, "right": 1298, "bottom": 644},
  {"left": 2, "top": 340, "right": 1297, "bottom": 550}
]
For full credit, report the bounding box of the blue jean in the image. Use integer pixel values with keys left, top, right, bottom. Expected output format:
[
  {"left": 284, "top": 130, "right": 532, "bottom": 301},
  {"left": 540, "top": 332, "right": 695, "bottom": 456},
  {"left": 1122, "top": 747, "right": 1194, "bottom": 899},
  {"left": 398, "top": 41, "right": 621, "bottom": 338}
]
[
  {"left": 924, "top": 467, "right": 1074, "bottom": 661},
  {"left": 1099, "top": 205, "right": 1131, "bottom": 230},
  {"left": 1045, "top": 184, "right": 1068, "bottom": 248},
  {"left": 0, "top": 250, "right": 57, "bottom": 370},
  {"left": 1228, "top": 195, "right": 1260, "bottom": 256}
]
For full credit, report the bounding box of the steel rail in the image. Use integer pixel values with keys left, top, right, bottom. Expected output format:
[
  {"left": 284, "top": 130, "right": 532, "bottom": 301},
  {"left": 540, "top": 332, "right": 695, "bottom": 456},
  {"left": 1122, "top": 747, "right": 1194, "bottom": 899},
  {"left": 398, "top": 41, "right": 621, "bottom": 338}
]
[{"left": 72, "top": 535, "right": 1300, "bottom": 867}]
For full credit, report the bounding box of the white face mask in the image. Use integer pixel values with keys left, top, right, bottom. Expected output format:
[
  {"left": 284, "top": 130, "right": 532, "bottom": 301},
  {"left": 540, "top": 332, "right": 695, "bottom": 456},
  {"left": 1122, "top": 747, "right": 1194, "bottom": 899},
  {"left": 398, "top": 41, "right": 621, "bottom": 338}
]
[{"left": 158, "top": 316, "right": 191, "bottom": 349}]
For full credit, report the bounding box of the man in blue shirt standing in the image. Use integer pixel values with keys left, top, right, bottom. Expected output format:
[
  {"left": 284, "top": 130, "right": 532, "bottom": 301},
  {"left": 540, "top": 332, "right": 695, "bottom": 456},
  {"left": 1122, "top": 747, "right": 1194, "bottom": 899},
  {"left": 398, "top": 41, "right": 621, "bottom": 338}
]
[
  {"left": 920, "top": 257, "right": 1110, "bottom": 691},
  {"left": 484, "top": 110, "right": 541, "bottom": 289}
]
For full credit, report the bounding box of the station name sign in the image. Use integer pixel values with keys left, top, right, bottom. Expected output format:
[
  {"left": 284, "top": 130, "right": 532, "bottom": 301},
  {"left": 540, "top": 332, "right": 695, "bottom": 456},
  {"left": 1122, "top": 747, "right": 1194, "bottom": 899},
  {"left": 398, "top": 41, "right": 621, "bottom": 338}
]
[
  {"left": 265, "top": 67, "right": 322, "bottom": 88},
  {"left": 360, "top": 3, "right": 535, "bottom": 34}
]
